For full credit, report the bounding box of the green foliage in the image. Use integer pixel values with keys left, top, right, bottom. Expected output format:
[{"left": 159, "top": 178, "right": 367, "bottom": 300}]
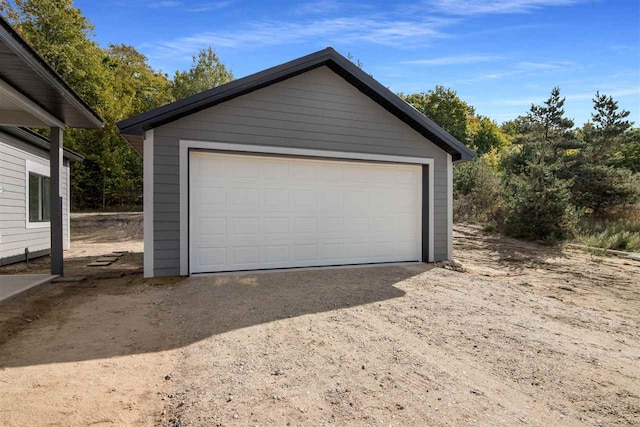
[
  {"left": 575, "top": 218, "right": 640, "bottom": 251},
  {"left": 1, "top": 0, "right": 110, "bottom": 112},
  {"left": 453, "top": 157, "right": 503, "bottom": 223},
  {"left": 503, "top": 151, "right": 577, "bottom": 241},
  {"left": 172, "top": 47, "right": 233, "bottom": 100},
  {"left": 468, "top": 115, "right": 509, "bottom": 155},
  {"left": 106, "top": 44, "right": 173, "bottom": 118},
  {"left": 400, "top": 86, "right": 474, "bottom": 142},
  {"left": 566, "top": 92, "right": 638, "bottom": 215},
  {"left": 611, "top": 128, "right": 640, "bottom": 173},
  {"left": 1, "top": 0, "right": 234, "bottom": 210},
  {"left": 570, "top": 164, "right": 640, "bottom": 216},
  {"left": 583, "top": 92, "right": 633, "bottom": 163},
  {"left": 501, "top": 89, "right": 579, "bottom": 241}
]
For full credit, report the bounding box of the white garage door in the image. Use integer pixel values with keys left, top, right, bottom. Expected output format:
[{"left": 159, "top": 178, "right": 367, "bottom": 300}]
[{"left": 189, "top": 151, "right": 422, "bottom": 273}]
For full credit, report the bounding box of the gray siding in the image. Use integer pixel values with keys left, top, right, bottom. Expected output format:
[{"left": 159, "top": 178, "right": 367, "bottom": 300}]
[
  {"left": 0, "top": 130, "right": 71, "bottom": 263},
  {"left": 153, "top": 66, "right": 450, "bottom": 276}
]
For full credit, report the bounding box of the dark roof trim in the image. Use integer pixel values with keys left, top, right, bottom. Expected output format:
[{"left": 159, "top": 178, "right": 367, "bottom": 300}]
[
  {"left": 0, "top": 125, "right": 84, "bottom": 162},
  {"left": 0, "top": 17, "right": 104, "bottom": 129},
  {"left": 118, "top": 47, "right": 474, "bottom": 161}
]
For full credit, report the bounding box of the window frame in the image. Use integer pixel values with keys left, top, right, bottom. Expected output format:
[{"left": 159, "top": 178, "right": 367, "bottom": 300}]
[{"left": 25, "top": 160, "right": 51, "bottom": 229}]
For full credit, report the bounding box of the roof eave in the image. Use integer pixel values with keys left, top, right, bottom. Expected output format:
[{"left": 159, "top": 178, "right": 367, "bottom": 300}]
[
  {"left": 0, "top": 17, "right": 104, "bottom": 129},
  {"left": 118, "top": 47, "right": 475, "bottom": 161},
  {"left": 1, "top": 126, "right": 84, "bottom": 161}
]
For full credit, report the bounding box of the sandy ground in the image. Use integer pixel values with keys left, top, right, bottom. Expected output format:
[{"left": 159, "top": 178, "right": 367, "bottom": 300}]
[
  {"left": 0, "top": 214, "right": 638, "bottom": 426},
  {"left": 0, "top": 212, "right": 143, "bottom": 276}
]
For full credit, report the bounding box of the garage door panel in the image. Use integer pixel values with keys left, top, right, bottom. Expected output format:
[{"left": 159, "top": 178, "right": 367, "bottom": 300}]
[
  {"left": 197, "top": 187, "right": 226, "bottom": 207},
  {"left": 262, "top": 189, "right": 289, "bottom": 208},
  {"left": 319, "top": 217, "right": 343, "bottom": 233},
  {"left": 290, "top": 190, "right": 317, "bottom": 209},
  {"left": 196, "top": 247, "right": 227, "bottom": 268},
  {"left": 293, "top": 217, "right": 317, "bottom": 233},
  {"left": 196, "top": 217, "right": 226, "bottom": 236},
  {"left": 190, "top": 151, "right": 421, "bottom": 273},
  {"left": 262, "top": 217, "right": 289, "bottom": 234}
]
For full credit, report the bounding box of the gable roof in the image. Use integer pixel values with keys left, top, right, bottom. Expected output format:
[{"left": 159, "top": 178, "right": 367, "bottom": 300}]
[
  {"left": 118, "top": 47, "right": 474, "bottom": 161},
  {"left": 0, "top": 17, "right": 103, "bottom": 129},
  {"left": 0, "top": 125, "right": 83, "bottom": 162}
]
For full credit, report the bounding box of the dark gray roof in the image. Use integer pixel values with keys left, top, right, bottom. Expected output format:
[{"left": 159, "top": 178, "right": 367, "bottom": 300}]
[
  {"left": 0, "top": 125, "right": 83, "bottom": 162},
  {"left": 118, "top": 47, "right": 474, "bottom": 161},
  {"left": 0, "top": 17, "right": 104, "bottom": 129}
]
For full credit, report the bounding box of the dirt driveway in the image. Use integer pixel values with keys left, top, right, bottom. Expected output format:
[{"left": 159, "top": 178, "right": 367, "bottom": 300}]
[{"left": 0, "top": 214, "right": 638, "bottom": 426}]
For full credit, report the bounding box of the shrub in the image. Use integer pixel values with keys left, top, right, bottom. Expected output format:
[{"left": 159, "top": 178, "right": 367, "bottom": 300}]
[
  {"left": 569, "top": 164, "right": 640, "bottom": 216},
  {"left": 503, "top": 165, "right": 577, "bottom": 242},
  {"left": 453, "top": 157, "right": 504, "bottom": 223}
]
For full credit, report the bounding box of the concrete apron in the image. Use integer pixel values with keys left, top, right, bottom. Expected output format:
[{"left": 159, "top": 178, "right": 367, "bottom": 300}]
[{"left": 0, "top": 274, "right": 57, "bottom": 303}]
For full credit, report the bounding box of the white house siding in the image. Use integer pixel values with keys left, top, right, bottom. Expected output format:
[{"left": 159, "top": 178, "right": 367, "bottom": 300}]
[{"left": 0, "top": 131, "right": 71, "bottom": 264}]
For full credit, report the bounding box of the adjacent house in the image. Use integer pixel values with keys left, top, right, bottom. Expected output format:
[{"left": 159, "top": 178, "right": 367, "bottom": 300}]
[
  {"left": 0, "top": 126, "right": 82, "bottom": 266},
  {"left": 0, "top": 17, "right": 103, "bottom": 275},
  {"left": 118, "top": 47, "right": 474, "bottom": 278}
]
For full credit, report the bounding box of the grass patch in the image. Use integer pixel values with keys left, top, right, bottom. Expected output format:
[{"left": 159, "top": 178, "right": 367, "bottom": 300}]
[{"left": 574, "top": 218, "right": 640, "bottom": 252}]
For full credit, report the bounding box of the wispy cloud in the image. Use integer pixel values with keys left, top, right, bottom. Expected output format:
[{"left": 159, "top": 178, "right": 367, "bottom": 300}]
[
  {"left": 454, "top": 59, "right": 577, "bottom": 85},
  {"left": 402, "top": 54, "right": 501, "bottom": 66},
  {"left": 187, "top": 1, "right": 232, "bottom": 12},
  {"left": 486, "top": 86, "right": 640, "bottom": 107},
  {"left": 431, "top": 0, "right": 587, "bottom": 15},
  {"left": 293, "top": 0, "right": 343, "bottom": 15},
  {"left": 456, "top": 71, "right": 519, "bottom": 83},
  {"left": 149, "top": 0, "right": 181, "bottom": 7},
  {"left": 515, "top": 60, "right": 575, "bottom": 71},
  {"left": 145, "top": 0, "right": 231, "bottom": 12},
  {"left": 144, "top": 15, "right": 454, "bottom": 58}
]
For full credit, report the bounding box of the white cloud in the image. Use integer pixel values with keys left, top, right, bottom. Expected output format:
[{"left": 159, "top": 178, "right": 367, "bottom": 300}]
[
  {"left": 515, "top": 60, "right": 575, "bottom": 71},
  {"left": 145, "top": 0, "right": 232, "bottom": 11},
  {"left": 294, "top": 0, "right": 343, "bottom": 15},
  {"left": 486, "top": 86, "right": 640, "bottom": 107},
  {"left": 187, "top": 2, "right": 233, "bottom": 12},
  {"left": 402, "top": 54, "right": 501, "bottom": 65},
  {"left": 143, "top": 15, "right": 454, "bottom": 58},
  {"left": 149, "top": 0, "right": 181, "bottom": 7},
  {"left": 432, "top": 0, "right": 587, "bottom": 15}
]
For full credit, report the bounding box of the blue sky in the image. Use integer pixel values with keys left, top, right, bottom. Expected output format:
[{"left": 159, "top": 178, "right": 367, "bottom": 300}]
[{"left": 75, "top": 0, "right": 639, "bottom": 125}]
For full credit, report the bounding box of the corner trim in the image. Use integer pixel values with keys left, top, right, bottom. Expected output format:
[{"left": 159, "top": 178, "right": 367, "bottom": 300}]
[
  {"left": 447, "top": 153, "right": 453, "bottom": 260},
  {"left": 65, "top": 165, "right": 71, "bottom": 250},
  {"left": 143, "top": 130, "right": 154, "bottom": 278},
  {"left": 179, "top": 139, "right": 435, "bottom": 276}
]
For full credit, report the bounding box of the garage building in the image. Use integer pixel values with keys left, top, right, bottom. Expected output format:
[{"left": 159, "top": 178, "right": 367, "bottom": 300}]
[{"left": 118, "top": 48, "right": 474, "bottom": 278}]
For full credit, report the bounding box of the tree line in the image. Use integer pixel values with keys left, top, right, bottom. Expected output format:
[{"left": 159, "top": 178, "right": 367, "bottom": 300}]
[
  {"left": 2, "top": 0, "right": 639, "bottom": 249},
  {"left": 411, "top": 87, "right": 640, "bottom": 249},
  {"left": 1, "top": 0, "right": 233, "bottom": 210}
]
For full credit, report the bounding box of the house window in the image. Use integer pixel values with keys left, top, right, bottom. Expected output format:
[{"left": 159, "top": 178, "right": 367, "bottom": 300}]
[
  {"left": 25, "top": 160, "right": 51, "bottom": 229},
  {"left": 28, "top": 172, "right": 50, "bottom": 222}
]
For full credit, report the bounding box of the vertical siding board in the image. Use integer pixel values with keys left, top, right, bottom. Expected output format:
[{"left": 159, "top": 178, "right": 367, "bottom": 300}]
[{"left": 152, "top": 65, "right": 453, "bottom": 276}]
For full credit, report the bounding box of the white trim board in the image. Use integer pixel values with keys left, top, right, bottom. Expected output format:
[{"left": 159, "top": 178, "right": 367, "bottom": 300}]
[
  {"left": 447, "top": 153, "right": 453, "bottom": 260},
  {"left": 179, "top": 139, "right": 435, "bottom": 276},
  {"left": 143, "top": 130, "right": 154, "bottom": 278},
  {"left": 24, "top": 159, "right": 50, "bottom": 229}
]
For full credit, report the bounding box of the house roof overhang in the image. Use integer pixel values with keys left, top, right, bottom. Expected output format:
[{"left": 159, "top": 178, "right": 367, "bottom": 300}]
[
  {"left": 118, "top": 47, "right": 474, "bottom": 161},
  {"left": 0, "top": 125, "right": 84, "bottom": 162},
  {"left": 0, "top": 17, "right": 104, "bottom": 129}
]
